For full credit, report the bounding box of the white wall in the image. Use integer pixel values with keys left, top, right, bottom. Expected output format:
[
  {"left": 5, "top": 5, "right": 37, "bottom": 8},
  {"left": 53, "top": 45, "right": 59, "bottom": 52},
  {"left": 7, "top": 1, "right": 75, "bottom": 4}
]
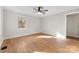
[
  {"left": 0, "top": 8, "right": 4, "bottom": 49},
  {"left": 41, "top": 13, "right": 66, "bottom": 37},
  {"left": 0, "top": 8, "right": 1, "bottom": 35},
  {"left": 2, "top": 8, "right": 79, "bottom": 39},
  {"left": 67, "top": 14, "right": 79, "bottom": 38},
  {"left": 41, "top": 8, "right": 79, "bottom": 38},
  {"left": 0, "top": 8, "right": 4, "bottom": 40},
  {"left": 4, "top": 9, "right": 40, "bottom": 39}
]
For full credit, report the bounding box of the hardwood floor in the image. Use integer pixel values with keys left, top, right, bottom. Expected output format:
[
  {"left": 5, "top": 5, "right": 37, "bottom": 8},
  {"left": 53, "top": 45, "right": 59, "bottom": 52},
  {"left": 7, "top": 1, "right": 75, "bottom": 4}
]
[{"left": 1, "top": 33, "right": 79, "bottom": 53}]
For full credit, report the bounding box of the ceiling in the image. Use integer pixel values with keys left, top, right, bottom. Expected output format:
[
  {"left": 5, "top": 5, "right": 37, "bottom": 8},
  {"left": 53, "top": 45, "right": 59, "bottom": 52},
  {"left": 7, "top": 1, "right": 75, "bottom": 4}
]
[{"left": 3, "top": 6, "right": 79, "bottom": 18}]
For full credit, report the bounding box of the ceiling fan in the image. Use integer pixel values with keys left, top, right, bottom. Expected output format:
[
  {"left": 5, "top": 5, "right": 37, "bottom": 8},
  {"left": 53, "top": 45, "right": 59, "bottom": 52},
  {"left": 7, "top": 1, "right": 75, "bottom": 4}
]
[{"left": 33, "top": 6, "right": 48, "bottom": 14}]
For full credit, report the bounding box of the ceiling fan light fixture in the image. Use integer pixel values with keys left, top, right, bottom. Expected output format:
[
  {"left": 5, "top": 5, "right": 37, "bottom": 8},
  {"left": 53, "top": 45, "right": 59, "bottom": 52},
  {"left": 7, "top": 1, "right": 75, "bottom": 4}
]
[
  {"left": 34, "top": 12, "right": 43, "bottom": 15},
  {"left": 33, "top": 7, "right": 48, "bottom": 15},
  {"left": 37, "top": 12, "right": 43, "bottom": 14}
]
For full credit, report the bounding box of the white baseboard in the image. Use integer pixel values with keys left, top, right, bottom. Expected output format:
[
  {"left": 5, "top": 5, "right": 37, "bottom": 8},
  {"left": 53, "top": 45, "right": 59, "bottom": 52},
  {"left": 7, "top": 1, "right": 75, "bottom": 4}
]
[{"left": 3, "top": 32, "right": 40, "bottom": 40}]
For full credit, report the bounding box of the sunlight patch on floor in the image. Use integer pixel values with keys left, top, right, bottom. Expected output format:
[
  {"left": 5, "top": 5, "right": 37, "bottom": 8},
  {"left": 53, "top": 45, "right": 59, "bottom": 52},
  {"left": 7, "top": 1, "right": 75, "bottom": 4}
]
[
  {"left": 37, "top": 35, "right": 56, "bottom": 38},
  {"left": 37, "top": 32, "right": 66, "bottom": 41},
  {"left": 56, "top": 32, "right": 66, "bottom": 39}
]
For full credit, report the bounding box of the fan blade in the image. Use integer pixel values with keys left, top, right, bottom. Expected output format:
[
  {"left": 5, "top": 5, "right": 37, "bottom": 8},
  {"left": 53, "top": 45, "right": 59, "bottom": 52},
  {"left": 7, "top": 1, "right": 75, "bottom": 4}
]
[
  {"left": 41, "top": 11, "right": 45, "bottom": 14},
  {"left": 33, "top": 8, "right": 38, "bottom": 10},
  {"left": 40, "top": 9, "right": 48, "bottom": 13},
  {"left": 43, "top": 9, "right": 48, "bottom": 11}
]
